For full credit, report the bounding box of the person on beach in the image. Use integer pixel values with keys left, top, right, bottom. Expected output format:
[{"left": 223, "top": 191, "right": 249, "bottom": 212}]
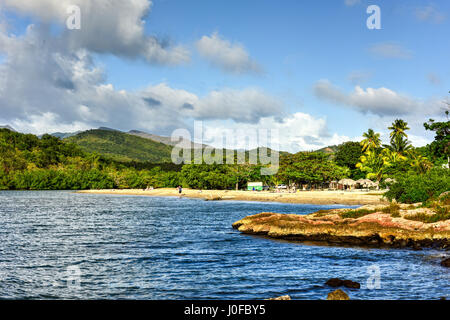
[{"left": 178, "top": 186, "right": 182, "bottom": 194}]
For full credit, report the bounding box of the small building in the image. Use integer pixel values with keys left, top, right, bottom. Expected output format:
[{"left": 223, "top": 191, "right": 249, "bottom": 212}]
[
  {"left": 247, "top": 182, "right": 264, "bottom": 191},
  {"left": 338, "top": 178, "right": 357, "bottom": 190}
]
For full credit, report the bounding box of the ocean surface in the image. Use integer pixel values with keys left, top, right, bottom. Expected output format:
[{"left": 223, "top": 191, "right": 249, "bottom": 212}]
[{"left": 0, "top": 191, "right": 448, "bottom": 300}]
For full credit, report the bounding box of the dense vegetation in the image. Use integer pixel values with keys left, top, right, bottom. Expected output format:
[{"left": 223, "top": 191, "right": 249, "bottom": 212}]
[
  {"left": 0, "top": 129, "right": 180, "bottom": 190},
  {"left": 0, "top": 107, "right": 448, "bottom": 202},
  {"left": 384, "top": 168, "right": 449, "bottom": 203},
  {"left": 65, "top": 129, "right": 174, "bottom": 163}
]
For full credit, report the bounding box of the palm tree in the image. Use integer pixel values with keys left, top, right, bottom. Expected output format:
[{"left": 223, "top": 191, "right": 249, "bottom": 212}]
[
  {"left": 388, "top": 119, "right": 409, "bottom": 140},
  {"left": 407, "top": 151, "right": 433, "bottom": 174},
  {"left": 382, "top": 149, "right": 407, "bottom": 166},
  {"left": 388, "top": 119, "right": 412, "bottom": 153},
  {"left": 356, "top": 149, "right": 385, "bottom": 182},
  {"left": 360, "top": 129, "right": 381, "bottom": 152}
]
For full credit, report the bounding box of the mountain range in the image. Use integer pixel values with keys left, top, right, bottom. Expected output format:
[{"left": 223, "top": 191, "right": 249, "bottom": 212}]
[{"left": 1, "top": 125, "right": 338, "bottom": 163}]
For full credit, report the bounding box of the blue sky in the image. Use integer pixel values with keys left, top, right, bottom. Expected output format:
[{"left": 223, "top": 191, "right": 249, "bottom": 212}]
[{"left": 0, "top": 0, "right": 448, "bottom": 152}]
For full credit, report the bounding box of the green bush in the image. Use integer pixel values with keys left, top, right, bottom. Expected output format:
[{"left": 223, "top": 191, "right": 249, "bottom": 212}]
[
  {"left": 340, "top": 208, "right": 376, "bottom": 219},
  {"left": 384, "top": 168, "right": 450, "bottom": 204}
]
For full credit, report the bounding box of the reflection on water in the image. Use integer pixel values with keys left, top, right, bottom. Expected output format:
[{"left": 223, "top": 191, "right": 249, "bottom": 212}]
[{"left": 0, "top": 191, "right": 448, "bottom": 299}]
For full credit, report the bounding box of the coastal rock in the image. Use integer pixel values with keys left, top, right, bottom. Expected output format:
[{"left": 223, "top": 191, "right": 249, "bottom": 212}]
[
  {"left": 232, "top": 205, "right": 450, "bottom": 249},
  {"left": 441, "top": 258, "right": 450, "bottom": 267},
  {"left": 327, "top": 289, "right": 350, "bottom": 300},
  {"left": 325, "top": 278, "right": 344, "bottom": 287},
  {"left": 266, "top": 295, "right": 291, "bottom": 300},
  {"left": 342, "top": 280, "right": 360, "bottom": 289}
]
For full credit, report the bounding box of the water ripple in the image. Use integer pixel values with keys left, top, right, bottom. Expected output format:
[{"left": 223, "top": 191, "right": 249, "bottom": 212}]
[{"left": 0, "top": 191, "right": 448, "bottom": 300}]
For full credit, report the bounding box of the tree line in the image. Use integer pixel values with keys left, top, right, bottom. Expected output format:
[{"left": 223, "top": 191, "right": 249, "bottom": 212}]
[{"left": 0, "top": 111, "right": 448, "bottom": 199}]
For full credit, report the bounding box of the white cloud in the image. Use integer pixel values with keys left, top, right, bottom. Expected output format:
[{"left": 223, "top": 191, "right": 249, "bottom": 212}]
[
  {"left": 368, "top": 42, "right": 412, "bottom": 59},
  {"left": 0, "top": 0, "right": 190, "bottom": 65},
  {"left": 314, "top": 79, "right": 444, "bottom": 116},
  {"left": 196, "top": 32, "right": 262, "bottom": 74},
  {"left": 0, "top": 25, "right": 281, "bottom": 135},
  {"left": 194, "top": 88, "right": 282, "bottom": 123},
  {"left": 415, "top": 6, "right": 446, "bottom": 24},
  {"left": 200, "top": 113, "right": 352, "bottom": 153},
  {"left": 141, "top": 84, "right": 282, "bottom": 123},
  {"left": 10, "top": 112, "right": 92, "bottom": 134}
]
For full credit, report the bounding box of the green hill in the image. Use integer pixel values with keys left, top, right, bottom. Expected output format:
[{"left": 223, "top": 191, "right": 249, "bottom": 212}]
[{"left": 65, "top": 129, "right": 174, "bottom": 163}]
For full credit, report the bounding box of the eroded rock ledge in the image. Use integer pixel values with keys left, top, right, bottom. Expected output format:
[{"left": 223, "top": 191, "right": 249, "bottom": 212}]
[{"left": 232, "top": 204, "right": 450, "bottom": 249}]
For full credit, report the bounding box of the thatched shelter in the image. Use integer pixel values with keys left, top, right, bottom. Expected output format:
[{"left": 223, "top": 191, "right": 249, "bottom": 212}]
[
  {"left": 356, "top": 178, "right": 376, "bottom": 188},
  {"left": 338, "top": 178, "right": 356, "bottom": 190}
]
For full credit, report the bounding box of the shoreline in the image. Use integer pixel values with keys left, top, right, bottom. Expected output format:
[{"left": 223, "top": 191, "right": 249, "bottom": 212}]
[{"left": 77, "top": 188, "right": 388, "bottom": 206}]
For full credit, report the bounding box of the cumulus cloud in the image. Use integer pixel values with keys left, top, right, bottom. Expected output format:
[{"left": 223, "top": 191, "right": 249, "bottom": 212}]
[
  {"left": 0, "top": 24, "right": 281, "bottom": 135},
  {"left": 0, "top": 0, "right": 190, "bottom": 65},
  {"left": 140, "top": 84, "right": 282, "bottom": 123},
  {"left": 368, "top": 42, "right": 412, "bottom": 59},
  {"left": 314, "top": 79, "right": 444, "bottom": 116},
  {"left": 196, "top": 32, "right": 262, "bottom": 74},
  {"left": 415, "top": 6, "right": 446, "bottom": 24},
  {"left": 200, "top": 112, "right": 352, "bottom": 153}
]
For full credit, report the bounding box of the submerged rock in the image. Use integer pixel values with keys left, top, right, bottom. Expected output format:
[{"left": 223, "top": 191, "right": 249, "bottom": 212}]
[
  {"left": 441, "top": 258, "right": 450, "bottom": 267},
  {"left": 325, "top": 278, "right": 360, "bottom": 289},
  {"left": 327, "top": 289, "right": 350, "bottom": 300},
  {"left": 343, "top": 280, "right": 360, "bottom": 289},
  {"left": 325, "top": 278, "right": 343, "bottom": 287}
]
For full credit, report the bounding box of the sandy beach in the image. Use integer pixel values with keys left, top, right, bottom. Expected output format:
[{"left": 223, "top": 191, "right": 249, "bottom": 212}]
[{"left": 77, "top": 188, "right": 388, "bottom": 205}]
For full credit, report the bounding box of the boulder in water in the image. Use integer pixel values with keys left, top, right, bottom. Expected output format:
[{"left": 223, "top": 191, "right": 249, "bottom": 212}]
[
  {"left": 327, "top": 289, "right": 350, "bottom": 300},
  {"left": 325, "top": 278, "right": 360, "bottom": 289},
  {"left": 325, "top": 278, "right": 343, "bottom": 287},
  {"left": 342, "top": 280, "right": 360, "bottom": 289}
]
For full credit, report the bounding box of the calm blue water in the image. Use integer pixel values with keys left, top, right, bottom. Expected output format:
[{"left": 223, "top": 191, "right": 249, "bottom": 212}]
[{"left": 0, "top": 191, "right": 448, "bottom": 300}]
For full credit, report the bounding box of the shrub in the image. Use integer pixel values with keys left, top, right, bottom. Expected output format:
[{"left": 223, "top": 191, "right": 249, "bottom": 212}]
[
  {"left": 384, "top": 168, "right": 450, "bottom": 204},
  {"left": 404, "top": 208, "right": 450, "bottom": 223},
  {"left": 340, "top": 208, "right": 376, "bottom": 219},
  {"left": 381, "top": 202, "right": 400, "bottom": 217}
]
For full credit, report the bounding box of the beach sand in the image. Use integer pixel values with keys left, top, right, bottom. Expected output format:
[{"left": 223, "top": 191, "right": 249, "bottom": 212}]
[{"left": 77, "top": 188, "right": 387, "bottom": 205}]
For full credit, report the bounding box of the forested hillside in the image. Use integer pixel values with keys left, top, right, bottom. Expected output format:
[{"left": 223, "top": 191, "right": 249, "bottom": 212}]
[{"left": 64, "top": 129, "right": 174, "bottom": 163}]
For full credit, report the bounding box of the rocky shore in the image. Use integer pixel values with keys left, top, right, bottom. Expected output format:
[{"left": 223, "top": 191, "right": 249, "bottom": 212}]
[{"left": 232, "top": 204, "right": 450, "bottom": 249}]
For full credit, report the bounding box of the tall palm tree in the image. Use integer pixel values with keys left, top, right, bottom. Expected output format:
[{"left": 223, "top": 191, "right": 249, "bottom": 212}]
[
  {"left": 388, "top": 119, "right": 412, "bottom": 153},
  {"left": 360, "top": 129, "right": 381, "bottom": 152},
  {"left": 388, "top": 119, "right": 409, "bottom": 140}
]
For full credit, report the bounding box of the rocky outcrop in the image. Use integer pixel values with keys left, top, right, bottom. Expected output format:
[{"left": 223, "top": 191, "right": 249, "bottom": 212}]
[
  {"left": 266, "top": 295, "right": 291, "bottom": 300},
  {"left": 327, "top": 289, "right": 350, "bottom": 300},
  {"left": 232, "top": 205, "right": 450, "bottom": 249}
]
